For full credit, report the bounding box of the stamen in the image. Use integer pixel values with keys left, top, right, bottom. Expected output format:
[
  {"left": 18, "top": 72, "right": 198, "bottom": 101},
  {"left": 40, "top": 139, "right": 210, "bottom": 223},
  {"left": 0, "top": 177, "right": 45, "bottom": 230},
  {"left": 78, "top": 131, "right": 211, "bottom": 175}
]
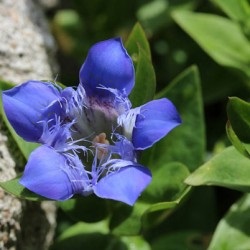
[
  {"left": 117, "top": 107, "right": 141, "bottom": 140},
  {"left": 92, "top": 133, "right": 110, "bottom": 160}
]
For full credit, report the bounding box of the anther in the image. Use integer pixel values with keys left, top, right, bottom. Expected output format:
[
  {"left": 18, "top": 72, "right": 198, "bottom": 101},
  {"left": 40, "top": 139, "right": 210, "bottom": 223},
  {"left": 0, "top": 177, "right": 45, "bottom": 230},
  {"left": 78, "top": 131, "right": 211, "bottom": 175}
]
[{"left": 92, "top": 133, "right": 110, "bottom": 159}]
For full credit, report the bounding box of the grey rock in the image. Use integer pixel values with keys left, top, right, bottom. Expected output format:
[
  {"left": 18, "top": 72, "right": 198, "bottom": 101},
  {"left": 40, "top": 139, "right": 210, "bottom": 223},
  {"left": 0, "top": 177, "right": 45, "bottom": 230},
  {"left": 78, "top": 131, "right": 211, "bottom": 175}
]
[
  {"left": 0, "top": 0, "right": 58, "bottom": 249},
  {"left": 0, "top": 0, "right": 58, "bottom": 84}
]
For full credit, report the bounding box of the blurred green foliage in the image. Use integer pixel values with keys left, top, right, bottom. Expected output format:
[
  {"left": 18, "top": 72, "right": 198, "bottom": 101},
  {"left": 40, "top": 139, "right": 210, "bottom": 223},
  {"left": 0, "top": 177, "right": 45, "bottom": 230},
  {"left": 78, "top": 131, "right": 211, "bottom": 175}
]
[
  {"left": 48, "top": 0, "right": 250, "bottom": 248},
  {"left": 1, "top": 0, "right": 250, "bottom": 249}
]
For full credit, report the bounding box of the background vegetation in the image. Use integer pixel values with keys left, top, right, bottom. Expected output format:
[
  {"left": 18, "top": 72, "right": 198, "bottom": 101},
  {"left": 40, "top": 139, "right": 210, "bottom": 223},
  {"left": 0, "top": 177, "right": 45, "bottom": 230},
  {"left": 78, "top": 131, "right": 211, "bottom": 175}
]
[{"left": 2, "top": 0, "right": 250, "bottom": 249}]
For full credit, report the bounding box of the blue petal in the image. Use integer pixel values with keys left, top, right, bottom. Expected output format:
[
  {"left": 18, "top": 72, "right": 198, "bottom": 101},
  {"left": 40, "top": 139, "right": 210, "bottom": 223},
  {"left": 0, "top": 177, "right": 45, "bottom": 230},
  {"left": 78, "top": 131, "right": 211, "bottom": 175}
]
[
  {"left": 19, "top": 146, "right": 74, "bottom": 200},
  {"left": 93, "top": 164, "right": 152, "bottom": 205},
  {"left": 112, "top": 134, "right": 137, "bottom": 161},
  {"left": 133, "top": 98, "right": 181, "bottom": 150},
  {"left": 2, "top": 81, "right": 62, "bottom": 142},
  {"left": 79, "top": 38, "right": 135, "bottom": 97}
]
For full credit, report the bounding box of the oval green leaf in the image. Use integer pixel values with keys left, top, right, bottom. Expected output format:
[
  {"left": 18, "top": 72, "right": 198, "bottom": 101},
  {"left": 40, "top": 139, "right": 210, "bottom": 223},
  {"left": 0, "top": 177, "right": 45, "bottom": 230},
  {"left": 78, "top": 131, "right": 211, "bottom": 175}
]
[
  {"left": 185, "top": 146, "right": 250, "bottom": 192},
  {"left": 173, "top": 11, "right": 250, "bottom": 77},
  {"left": 143, "top": 66, "right": 205, "bottom": 171},
  {"left": 208, "top": 193, "right": 250, "bottom": 250},
  {"left": 212, "top": 0, "right": 250, "bottom": 22},
  {"left": 227, "top": 96, "right": 250, "bottom": 142},
  {"left": 125, "top": 23, "right": 156, "bottom": 107},
  {"left": 226, "top": 121, "right": 250, "bottom": 158},
  {"left": 125, "top": 22, "right": 151, "bottom": 60}
]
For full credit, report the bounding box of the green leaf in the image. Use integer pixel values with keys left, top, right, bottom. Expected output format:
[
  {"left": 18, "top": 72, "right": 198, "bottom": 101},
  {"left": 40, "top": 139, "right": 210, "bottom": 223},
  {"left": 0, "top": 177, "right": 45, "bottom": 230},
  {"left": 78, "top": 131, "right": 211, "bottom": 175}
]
[
  {"left": 126, "top": 23, "right": 156, "bottom": 107},
  {"left": 52, "top": 222, "right": 151, "bottom": 250},
  {"left": 142, "top": 162, "right": 191, "bottom": 224},
  {"left": 226, "top": 96, "right": 250, "bottom": 156},
  {"left": 57, "top": 221, "right": 109, "bottom": 237},
  {"left": 129, "top": 46, "right": 156, "bottom": 107},
  {"left": 110, "top": 187, "right": 191, "bottom": 236},
  {"left": 143, "top": 65, "right": 205, "bottom": 171},
  {"left": 142, "top": 162, "right": 190, "bottom": 203},
  {"left": 59, "top": 196, "right": 108, "bottom": 223},
  {"left": 185, "top": 146, "right": 250, "bottom": 192},
  {"left": 0, "top": 82, "right": 38, "bottom": 160},
  {"left": 208, "top": 193, "right": 250, "bottom": 250},
  {"left": 212, "top": 0, "right": 250, "bottom": 22},
  {"left": 110, "top": 162, "right": 191, "bottom": 235},
  {"left": 227, "top": 97, "right": 250, "bottom": 142},
  {"left": 109, "top": 201, "right": 150, "bottom": 236},
  {"left": 172, "top": 11, "right": 250, "bottom": 77},
  {"left": 0, "top": 176, "right": 45, "bottom": 201},
  {"left": 121, "top": 236, "right": 151, "bottom": 250},
  {"left": 152, "top": 230, "right": 208, "bottom": 250},
  {"left": 158, "top": 187, "right": 217, "bottom": 233},
  {"left": 143, "top": 185, "right": 191, "bottom": 218},
  {"left": 226, "top": 121, "right": 250, "bottom": 158},
  {"left": 125, "top": 22, "right": 151, "bottom": 60},
  {"left": 0, "top": 79, "right": 16, "bottom": 90},
  {"left": 51, "top": 223, "right": 123, "bottom": 250}
]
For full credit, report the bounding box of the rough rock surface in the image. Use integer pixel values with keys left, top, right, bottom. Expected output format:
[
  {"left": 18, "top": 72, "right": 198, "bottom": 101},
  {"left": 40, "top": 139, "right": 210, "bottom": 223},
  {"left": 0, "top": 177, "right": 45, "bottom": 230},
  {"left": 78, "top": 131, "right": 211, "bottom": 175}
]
[
  {"left": 0, "top": 0, "right": 58, "bottom": 249},
  {"left": 0, "top": 0, "right": 58, "bottom": 83}
]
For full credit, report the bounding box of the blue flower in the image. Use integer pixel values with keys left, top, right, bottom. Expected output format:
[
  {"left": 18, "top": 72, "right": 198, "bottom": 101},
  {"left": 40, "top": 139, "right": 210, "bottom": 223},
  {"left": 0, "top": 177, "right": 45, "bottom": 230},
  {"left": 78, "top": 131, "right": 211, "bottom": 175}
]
[{"left": 2, "top": 38, "right": 181, "bottom": 205}]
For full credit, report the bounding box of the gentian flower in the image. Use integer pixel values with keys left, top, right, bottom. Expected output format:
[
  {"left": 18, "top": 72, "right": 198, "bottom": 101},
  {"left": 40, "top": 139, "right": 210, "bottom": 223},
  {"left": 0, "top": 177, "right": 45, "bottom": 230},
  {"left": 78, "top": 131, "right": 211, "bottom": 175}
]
[{"left": 2, "top": 38, "right": 181, "bottom": 205}]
